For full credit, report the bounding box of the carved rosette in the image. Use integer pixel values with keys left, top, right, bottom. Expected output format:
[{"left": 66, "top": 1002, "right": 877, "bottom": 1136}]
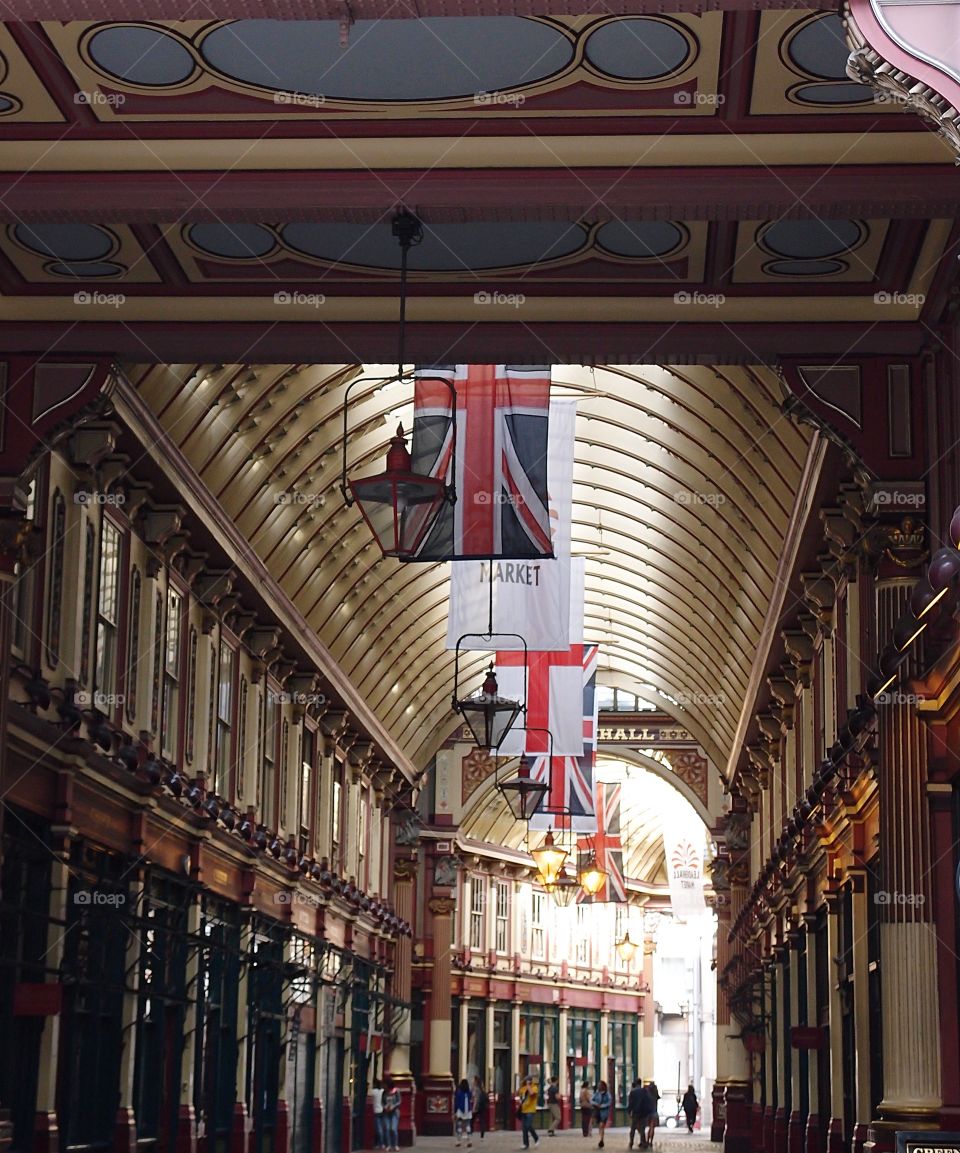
[{"left": 461, "top": 747, "right": 496, "bottom": 804}]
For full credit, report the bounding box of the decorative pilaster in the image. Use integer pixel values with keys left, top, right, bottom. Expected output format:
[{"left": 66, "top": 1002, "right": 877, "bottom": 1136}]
[
  {"left": 824, "top": 883, "right": 846, "bottom": 1153},
  {"left": 421, "top": 895, "right": 456, "bottom": 1135},
  {"left": 388, "top": 854, "right": 417, "bottom": 1146},
  {"left": 802, "top": 914, "right": 820, "bottom": 1153},
  {"left": 848, "top": 871, "right": 873, "bottom": 1153},
  {"left": 869, "top": 579, "right": 941, "bottom": 1151},
  {"left": 232, "top": 914, "right": 254, "bottom": 1153},
  {"left": 32, "top": 849, "right": 70, "bottom": 1153},
  {"left": 787, "top": 927, "right": 805, "bottom": 1153}
]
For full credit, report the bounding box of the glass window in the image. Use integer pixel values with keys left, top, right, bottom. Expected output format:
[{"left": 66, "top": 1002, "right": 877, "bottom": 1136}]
[
  {"left": 470, "top": 878, "right": 485, "bottom": 950},
  {"left": 531, "top": 891, "right": 545, "bottom": 959},
  {"left": 80, "top": 524, "right": 96, "bottom": 683},
  {"left": 261, "top": 687, "right": 279, "bottom": 827},
  {"left": 94, "top": 520, "right": 122, "bottom": 699},
  {"left": 330, "top": 774, "right": 342, "bottom": 870},
  {"left": 236, "top": 677, "right": 248, "bottom": 802},
  {"left": 299, "top": 728, "right": 314, "bottom": 853},
  {"left": 495, "top": 880, "right": 509, "bottom": 952},
  {"left": 124, "top": 570, "right": 141, "bottom": 724},
  {"left": 596, "top": 687, "right": 616, "bottom": 711},
  {"left": 185, "top": 628, "right": 198, "bottom": 764},
  {"left": 213, "top": 641, "right": 233, "bottom": 795},
  {"left": 576, "top": 906, "right": 588, "bottom": 964},
  {"left": 150, "top": 591, "right": 163, "bottom": 735},
  {"left": 44, "top": 490, "right": 65, "bottom": 667},
  {"left": 161, "top": 588, "right": 181, "bottom": 758}
]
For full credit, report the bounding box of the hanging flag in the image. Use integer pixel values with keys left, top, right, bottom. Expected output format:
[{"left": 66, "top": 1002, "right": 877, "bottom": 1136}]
[
  {"left": 408, "top": 364, "right": 553, "bottom": 560},
  {"left": 528, "top": 640, "right": 599, "bottom": 833},
  {"left": 446, "top": 397, "right": 576, "bottom": 650},
  {"left": 576, "top": 781, "right": 627, "bottom": 903},
  {"left": 662, "top": 817, "right": 707, "bottom": 919}
]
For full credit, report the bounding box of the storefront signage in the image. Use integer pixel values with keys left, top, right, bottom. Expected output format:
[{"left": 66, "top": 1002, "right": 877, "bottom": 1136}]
[
  {"left": 596, "top": 724, "right": 694, "bottom": 744},
  {"left": 896, "top": 1132, "right": 960, "bottom": 1153}
]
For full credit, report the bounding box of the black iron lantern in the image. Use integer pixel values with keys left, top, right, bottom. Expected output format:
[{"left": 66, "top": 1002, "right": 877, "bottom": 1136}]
[
  {"left": 341, "top": 210, "right": 456, "bottom": 560},
  {"left": 498, "top": 754, "right": 549, "bottom": 820},
  {"left": 546, "top": 866, "right": 580, "bottom": 907},
  {"left": 348, "top": 424, "right": 447, "bottom": 558},
  {"left": 455, "top": 663, "right": 523, "bottom": 751}
]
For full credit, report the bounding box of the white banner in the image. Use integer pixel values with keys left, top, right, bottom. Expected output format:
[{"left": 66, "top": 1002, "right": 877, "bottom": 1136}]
[
  {"left": 662, "top": 818, "right": 707, "bottom": 920},
  {"left": 446, "top": 398, "right": 576, "bottom": 651},
  {"left": 496, "top": 558, "right": 586, "bottom": 756}
]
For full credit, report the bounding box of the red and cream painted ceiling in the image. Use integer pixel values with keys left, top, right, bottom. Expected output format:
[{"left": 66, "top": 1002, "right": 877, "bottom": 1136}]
[
  {"left": 1, "top": 3, "right": 953, "bottom": 781},
  {"left": 0, "top": 4, "right": 958, "bottom": 364}
]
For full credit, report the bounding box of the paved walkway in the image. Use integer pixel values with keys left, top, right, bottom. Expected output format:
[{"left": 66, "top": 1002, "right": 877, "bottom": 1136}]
[{"left": 413, "top": 1127, "right": 720, "bottom": 1151}]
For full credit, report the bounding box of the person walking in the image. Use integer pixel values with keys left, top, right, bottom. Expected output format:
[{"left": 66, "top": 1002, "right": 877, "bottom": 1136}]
[
  {"left": 546, "top": 1076, "right": 560, "bottom": 1136},
  {"left": 471, "top": 1076, "right": 488, "bottom": 1140},
  {"left": 591, "top": 1080, "right": 611, "bottom": 1149},
  {"left": 645, "top": 1081, "right": 661, "bottom": 1148},
  {"left": 681, "top": 1085, "right": 699, "bottom": 1133},
  {"left": 579, "top": 1082, "right": 593, "bottom": 1138},
  {"left": 519, "top": 1076, "right": 540, "bottom": 1149},
  {"left": 628, "top": 1079, "right": 653, "bottom": 1150},
  {"left": 454, "top": 1078, "right": 473, "bottom": 1147},
  {"left": 371, "top": 1078, "right": 386, "bottom": 1150},
  {"left": 382, "top": 1079, "right": 401, "bottom": 1152}
]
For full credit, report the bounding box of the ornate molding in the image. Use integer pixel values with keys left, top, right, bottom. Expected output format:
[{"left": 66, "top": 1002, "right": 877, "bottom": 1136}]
[
  {"left": 428, "top": 896, "right": 457, "bottom": 916},
  {"left": 846, "top": 4, "right": 960, "bottom": 157}
]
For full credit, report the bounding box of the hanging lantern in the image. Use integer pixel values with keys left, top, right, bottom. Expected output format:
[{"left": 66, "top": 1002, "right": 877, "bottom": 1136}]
[
  {"left": 498, "top": 755, "right": 548, "bottom": 821},
  {"left": 348, "top": 424, "right": 447, "bottom": 559},
  {"left": 530, "top": 829, "right": 568, "bottom": 888},
  {"left": 579, "top": 850, "right": 607, "bottom": 898},
  {"left": 546, "top": 867, "right": 579, "bottom": 907},
  {"left": 455, "top": 663, "right": 522, "bottom": 751},
  {"left": 615, "top": 928, "right": 638, "bottom": 964}
]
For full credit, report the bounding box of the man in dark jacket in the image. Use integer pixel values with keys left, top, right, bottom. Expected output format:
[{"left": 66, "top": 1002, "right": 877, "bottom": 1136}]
[
  {"left": 628, "top": 1080, "right": 654, "bottom": 1149},
  {"left": 645, "top": 1081, "right": 661, "bottom": 1147}
]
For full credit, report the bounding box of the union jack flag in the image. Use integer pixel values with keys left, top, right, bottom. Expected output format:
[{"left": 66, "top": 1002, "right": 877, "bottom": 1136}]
[
  {"left": 496, "top": 643, "right": 598, "bottom": 830},
  {"left": 408, "top": 364, "right": 553, "bottom": 560},
  {"left": 577, "top": 781, "right": 627, "bottom": 903}
]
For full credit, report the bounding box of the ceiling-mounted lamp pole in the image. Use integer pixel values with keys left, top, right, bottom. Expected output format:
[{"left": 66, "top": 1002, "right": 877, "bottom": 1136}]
[{"left": 340, "top": 210, "right": 456, "bottom": 559}]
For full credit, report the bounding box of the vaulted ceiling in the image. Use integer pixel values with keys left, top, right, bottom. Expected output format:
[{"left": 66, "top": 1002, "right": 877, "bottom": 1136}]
[{"left": 126, "top": 359, "right": 812, "bottom": 772}]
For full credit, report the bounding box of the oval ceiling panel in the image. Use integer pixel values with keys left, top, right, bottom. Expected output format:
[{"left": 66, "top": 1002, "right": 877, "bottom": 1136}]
[
  {"left": 596, "top": 221, "right": 686, "bottom": 259},
  {"left": 787, "top": 15, "right": 852, "bottom": 81},
  {"left": 13, "top": 222, "right": 115, "bottom": 261},
  {"left": 88, "top": 25, "right": 196, "bottom": 86},
  {"left": 585, "top": 18, "right": 693, "bottom": 80},
  {"left": 187, "top": 222, "right": 278, "bottom": 260},
  {"left": 280, "top": 220, "right": 588, "bottom": 270},
  {"left": 760, "top": 219, "right": 863, "bottom": 259},
  {"left": 200, "top": 18, "right": 573, "bottom": 101}
]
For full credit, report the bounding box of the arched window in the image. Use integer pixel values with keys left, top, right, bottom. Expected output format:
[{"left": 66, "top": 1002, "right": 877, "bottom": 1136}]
[{"left": 124, "top": 568, "right": 141, "bottom": 723}]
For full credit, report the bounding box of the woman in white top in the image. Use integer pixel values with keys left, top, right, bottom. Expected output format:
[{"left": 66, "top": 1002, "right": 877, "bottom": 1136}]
[{"left": 371, "top": 1079, "right": 386, "bottom": 1150}]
